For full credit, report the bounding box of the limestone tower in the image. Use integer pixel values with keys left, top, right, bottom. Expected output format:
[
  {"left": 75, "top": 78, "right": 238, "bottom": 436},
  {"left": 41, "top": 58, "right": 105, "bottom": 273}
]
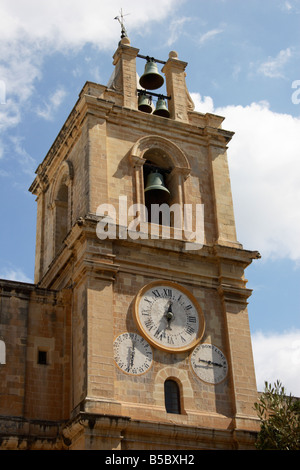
[{"left": 0, "top": 31, "right": 260, "bottom": 450}]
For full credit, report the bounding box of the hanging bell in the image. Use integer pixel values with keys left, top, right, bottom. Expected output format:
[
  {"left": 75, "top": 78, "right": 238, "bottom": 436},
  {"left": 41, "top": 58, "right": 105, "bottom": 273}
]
[
  {"left": 139, "top": 59, "right": 164, "bottom": 90},
  {"left": 144, "top": 171, "right": 170, "bottom": 204},
  {"left": 138, "top": 93, "right": 153, "bottom": 113},
  {"left": 153, "top": 97, "right": 170, "bottom": 118}
]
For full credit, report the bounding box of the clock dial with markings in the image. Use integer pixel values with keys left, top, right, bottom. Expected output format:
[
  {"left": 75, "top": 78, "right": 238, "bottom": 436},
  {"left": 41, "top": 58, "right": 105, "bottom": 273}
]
[
  {"left": 113, "top": 332, "right": 153, "bottom": 375},
  {"left": 191, "top": 343, "right": 228, "bottom": 384},
  {"left": 133, "top": 281, "right": 205, "bottom": 352}
]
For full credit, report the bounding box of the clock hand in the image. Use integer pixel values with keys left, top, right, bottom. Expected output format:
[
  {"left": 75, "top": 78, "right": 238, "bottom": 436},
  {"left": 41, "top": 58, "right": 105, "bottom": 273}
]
[
  {"left": 210, "top": 361, "right": 223, "bottom": 367},
  {"left": 198, "top": 359, "right": 224, "bottom": 367},
  {"left": 129, "top": 341, "right": 136, "bottom": 369},
  {"left": 164, "top": 302, "right": 174, "bottom": 330}
]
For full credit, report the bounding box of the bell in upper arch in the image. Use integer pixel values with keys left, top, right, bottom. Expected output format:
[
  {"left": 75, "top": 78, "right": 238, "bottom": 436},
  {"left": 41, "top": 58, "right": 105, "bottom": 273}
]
[
  {"left": 153, "top": 97, "right": 170, "bottom": 118},
  {"left": 144, "top": 171, "right": 170, "bottom": 204},
  {"left": 138, "top": 93, "right": 153, "bottom": 113},
  {"left": 139, "top": 59, "right": 164, "bottom": 91}
]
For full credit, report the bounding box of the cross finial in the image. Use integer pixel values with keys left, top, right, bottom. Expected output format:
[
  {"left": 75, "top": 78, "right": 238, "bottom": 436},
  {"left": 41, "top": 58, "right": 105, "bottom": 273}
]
[{"left": 114, "top": 8, "right": 129, "bottom": 39}]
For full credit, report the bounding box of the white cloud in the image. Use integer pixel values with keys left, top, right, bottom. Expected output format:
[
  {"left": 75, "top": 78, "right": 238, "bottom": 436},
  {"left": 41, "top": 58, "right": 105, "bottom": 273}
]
[
  {"left": 284, "top": 1, "right": 293, "bottom": 10},
  {"left": 0, "top": 41, "right": 43, "bottom": 151},
  {"left": 192, "top": 94, "right": 214, "bottom": 113},
  {"left": 258, "top": 48, "right": 292, "bottom": 78},
  {"left": 36, "top": 87, "right": 67, "bottom": 121},
  {"left": 0, "top": 99, "right": 21, "bottom": 132},
  {"left": 0, "top": 41, "right": 42, "bottom": 103},
  {"left": 0, "top": 266, "right": 33, "bottom": 284},
  {"left": 191, "top": 93, "right": 300, "bottom": 262},
  {"left": 167, "top": 16, "right": 191, "bottom": 46},
  {"left": 198, "top": 28, "right": 223, "bottom": 45},
  {"left": 0, "top": 0, "right": 183, "bottom": 50},
  {"left": 0, "top": 0, "right": 183, "bottom": 157},
  {"left": 10, "top": 136, "right": 37, "bottom": 176},
  {"left": 282, "top": 0, "right": 300, "bottom": 13},
  {"left": 252, "top": 329, "right": 300, "bottom": 396}
]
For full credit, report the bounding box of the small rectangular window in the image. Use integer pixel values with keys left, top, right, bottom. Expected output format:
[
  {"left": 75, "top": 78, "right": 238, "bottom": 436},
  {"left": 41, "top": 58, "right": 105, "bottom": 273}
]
[
  {"left": 0, "top": 340, "right": 6, "bottom": 365},
  {"left": 164, "top": 379, "right": 181, "bottom": 414},
  {"left": 38, "top": 350, "right": 47, "bottom": 365}
]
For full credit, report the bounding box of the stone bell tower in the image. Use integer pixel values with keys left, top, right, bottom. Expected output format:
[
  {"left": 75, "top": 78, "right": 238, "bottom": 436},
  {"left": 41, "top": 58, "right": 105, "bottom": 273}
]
[{"left": 0, "top": 32, "right": 260, "bottom": 450}]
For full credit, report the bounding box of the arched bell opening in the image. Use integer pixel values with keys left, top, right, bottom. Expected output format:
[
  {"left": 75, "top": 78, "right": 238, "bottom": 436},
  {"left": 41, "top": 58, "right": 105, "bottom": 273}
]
[
  {"left": 143, "top": 163, "right": 171, "bottom": 224},
  {"left": 130, "top": 135, "right": 191, "bottom": 234},
  {"left": 137, "top": 55, "right": 170, "bottom": 118},
  {"left": 142, "top": 148, "right": 173, "bottom": 225}
]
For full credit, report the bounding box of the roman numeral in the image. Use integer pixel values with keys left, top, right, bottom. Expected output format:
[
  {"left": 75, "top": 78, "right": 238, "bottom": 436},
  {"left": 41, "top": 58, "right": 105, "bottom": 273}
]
[
  {"left": 154, "top": 328, "right": 165, "bottom": 340},
  {"left": 188, "top": 315, "right": 196, "bottom": 323},
  {"left": 185, "top": 325, "right": 195, "bottom": 336},
  {"left": 144, "top": 318, "right": 154, "bottom": 330},
  {"left": 152, "top": 289, "right": 161, "bottom": 298},
  {"left": 163, "top": 288, "right": 172, "bottom": 298},
  {"left": 141, "top": 309, "right": 151, "bottom": 316}
]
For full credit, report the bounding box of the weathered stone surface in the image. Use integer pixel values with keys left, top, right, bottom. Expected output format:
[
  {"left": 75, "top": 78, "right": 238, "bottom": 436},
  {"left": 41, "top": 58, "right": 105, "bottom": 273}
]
[{"left": 0, "top": 38, "right": 260, "bottom": 450}]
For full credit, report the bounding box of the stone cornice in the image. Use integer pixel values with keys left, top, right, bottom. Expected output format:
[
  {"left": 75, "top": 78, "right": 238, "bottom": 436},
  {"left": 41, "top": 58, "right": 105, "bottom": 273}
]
[
  {"left": 61, "top": 411, "right": 254, "bottom": 450},
  {"left": 36, "top": 213, "right": 259, "bottom": 296},
  {"left": 218, "top": 283, "right": 253, "bottom": 304}
]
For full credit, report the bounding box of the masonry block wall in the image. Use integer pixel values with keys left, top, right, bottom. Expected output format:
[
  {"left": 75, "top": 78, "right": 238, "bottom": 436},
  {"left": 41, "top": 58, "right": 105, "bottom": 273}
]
[{"left": 0, "top": 281, "right": 71, "bottom": 448}]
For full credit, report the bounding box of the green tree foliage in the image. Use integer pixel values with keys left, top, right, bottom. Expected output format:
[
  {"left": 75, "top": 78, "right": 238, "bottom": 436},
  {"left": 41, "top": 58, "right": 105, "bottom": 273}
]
[{"left": 254, "top": 380, "right": 300, "bottom": 450}]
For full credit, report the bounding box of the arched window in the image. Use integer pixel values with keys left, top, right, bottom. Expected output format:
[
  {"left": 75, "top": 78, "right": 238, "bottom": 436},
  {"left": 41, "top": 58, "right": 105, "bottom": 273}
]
[
  {"left": 54, "top": 182, "right": 69, "bottom": 255},
  {"left": 50, "top": 160, "right": 73, "bottom": 259},
  {"left": 0, "top": 340, "right": 6, "bottom": 365},
  {"left": 129, "top": 135, "right": 191, "bottom": 228},
  {"left": 164, "top": 379, "right": 181, "bottom": 414}
]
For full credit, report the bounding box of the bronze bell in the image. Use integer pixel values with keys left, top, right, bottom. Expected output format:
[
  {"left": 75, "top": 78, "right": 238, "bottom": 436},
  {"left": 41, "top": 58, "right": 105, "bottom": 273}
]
[
  {"left": 138, "top": 93, "right": 153, "bottom": 113},
  {"left": 139, "top": 59, "right": 164, "bottom": 90},
  {"left": 144, "top": 171, "right": 170, "bottom": 204},
  {"left": 153, "top": 97, "right": 170, "bottom": 118}
]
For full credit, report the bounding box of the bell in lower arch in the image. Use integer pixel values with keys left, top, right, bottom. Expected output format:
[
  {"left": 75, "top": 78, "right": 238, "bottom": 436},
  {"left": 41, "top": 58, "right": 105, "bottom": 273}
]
[
  {"left": 144, "top": 171, "right": 170, "bottom": 204},
  {"left": 139, "top": 59, "right": 164, "bottom": 90},
  {"left": 153, "top": 97, "right": 170, "bottom": 118},
  {"left": 138, "top": 93, "right": 153, "bottom": 113}
]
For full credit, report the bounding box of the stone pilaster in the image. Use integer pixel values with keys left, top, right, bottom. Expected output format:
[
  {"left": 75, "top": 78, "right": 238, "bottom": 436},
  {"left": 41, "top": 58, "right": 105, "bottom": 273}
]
[
  {"left": 112, "top": 37, "right": 139, "bottom": 110},
  {"left": 162, "top": 51, "right": 191, "bottom": 123}
]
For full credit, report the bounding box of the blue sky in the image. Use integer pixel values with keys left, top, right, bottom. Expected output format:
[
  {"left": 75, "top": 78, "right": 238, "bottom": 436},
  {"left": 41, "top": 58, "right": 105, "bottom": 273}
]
[{"left": 0, "top": 0, "right": 299, "bottom": 395}]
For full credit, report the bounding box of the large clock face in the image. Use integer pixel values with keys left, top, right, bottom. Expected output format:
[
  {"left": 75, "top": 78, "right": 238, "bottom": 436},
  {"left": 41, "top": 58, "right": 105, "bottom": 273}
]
[
  {"left": 133, "top": 281, "right": 205, "bottom": 352},
  {"left": 190, "top": 343, "right": 228, "bottom": 384},
  {"left": 113, "top": 332, "right": 153, "bottom": 375}
]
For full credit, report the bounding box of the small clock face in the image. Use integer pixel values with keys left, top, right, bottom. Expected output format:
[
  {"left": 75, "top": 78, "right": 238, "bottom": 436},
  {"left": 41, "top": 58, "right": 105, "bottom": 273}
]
[
  {"left": 191, "top": 343, "right": 228, "bottom": 384},
  {"left": 133, "top": 281, "right": 205, "bottom": 352},
  {"left": 113, "top": 332, "right": 153, "bottom": 375}
]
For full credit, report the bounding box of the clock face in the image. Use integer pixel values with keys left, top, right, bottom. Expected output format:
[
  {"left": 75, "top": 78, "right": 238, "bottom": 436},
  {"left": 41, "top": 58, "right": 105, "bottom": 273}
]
[
  {"left": 133, "top": 281, "right": 205, "bottom": 352},
  {"left": 191, "top": 343, "right": 228, "bottom": 384},
  {"left": 113, "top": 332, "right": 153, "bottom": 375}
]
